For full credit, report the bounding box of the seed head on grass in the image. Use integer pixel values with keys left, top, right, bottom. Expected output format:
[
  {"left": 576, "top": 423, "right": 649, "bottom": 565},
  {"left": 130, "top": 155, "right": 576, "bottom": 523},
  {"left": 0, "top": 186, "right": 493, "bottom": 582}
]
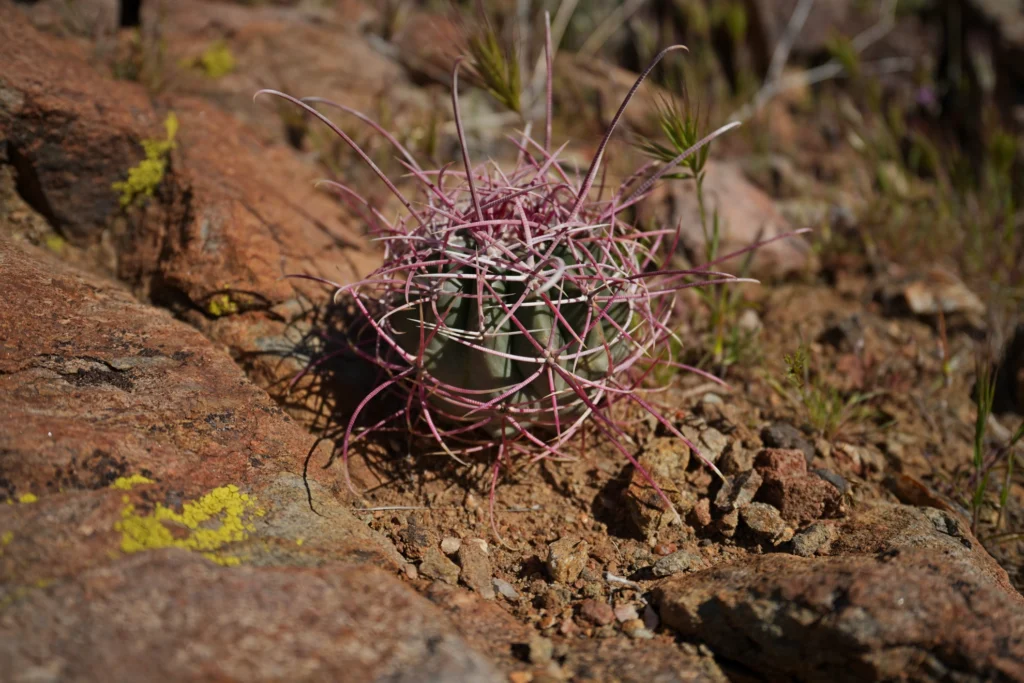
[
  {"left": 465, "top": 21, "right": 521, "bottom": 114},
  {"left": 257, "top": 19, "right": 795, "bottom": 538}
]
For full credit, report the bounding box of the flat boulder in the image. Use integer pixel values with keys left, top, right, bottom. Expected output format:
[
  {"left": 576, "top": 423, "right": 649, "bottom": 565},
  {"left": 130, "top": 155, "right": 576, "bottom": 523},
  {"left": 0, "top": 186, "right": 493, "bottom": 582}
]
[
  {"left": 654, "top": 504, "right": 1024, "bottom": 682},
  {"left": 0, "top": 235, "right": 498, "bottom": 681}
]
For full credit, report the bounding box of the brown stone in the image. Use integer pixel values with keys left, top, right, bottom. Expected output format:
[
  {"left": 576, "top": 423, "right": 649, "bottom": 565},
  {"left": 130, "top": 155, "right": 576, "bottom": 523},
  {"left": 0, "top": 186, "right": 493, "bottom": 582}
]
[
  {"left": 652, "top": 549, "right": 706, "bottom": 578},
  {"left": 420, "top": 547, "right": 460, "bottom": 586},
  {"left": 141, "top": 0, "right": 428, "bottom": 148},
  {"left": 755, "top": 448, "right": 843, "bottom": 526},
  {"left": 0, "top": 235, "right": 402, "bottom": 580},
  {"left": 713, "top": 469, "right": 763, "bottom": 513},
  {"left": 655, "top": 504, "right": 1024, "bottom": 683},
  {"left": 790, "top": 522, "right": 838, "bottom": 558},
  {"left": 546, "top": 537, "right": 589, "bottom": 584},
  {"left": 0, "top": 551, "right": 501, "bottom": 682},
  {"left": 0, "top": 5, "right": 380, "bottom": 406},
  {"left": 740, "top": 502, "right": 792, "bottom": 546},
  {"left": 625, "top": 438, "right": 697, "bottom": 535},
  {"left": 579, "top": 598, "right": 616, "bottom": 627},
  {"left": 688, "top": 497, "right": 713, "bottom": 529},
  {"left": 754, "top": 448, "right": 809, "bottom": 479},
  {"left": 458, "top": 538, "right": 495, "bottom": 600}
]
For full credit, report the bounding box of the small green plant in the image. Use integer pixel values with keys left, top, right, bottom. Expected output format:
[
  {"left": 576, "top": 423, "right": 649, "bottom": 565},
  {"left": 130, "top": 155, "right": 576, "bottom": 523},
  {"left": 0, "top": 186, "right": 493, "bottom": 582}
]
[
  {"left": 970, "top": 358, "right": 998, "bottom": 533},
  {"left": 824, "top": 34, "right": 861, "bottom": 80},
  {"left": 636, "top": 96, "right": 711, "bottom": 183},
  {"left": 994, "top": 421, "right": 1024, "bottom": 534},
  {"left": 709, "top": 0, "right": 748, "bottom": 46},
  {"left": 636, "top": 94, "right": 755, "bottom": 372},
  {"left": 113, "top": 113, "right": 178, "bottom": 208},
  {"left": 772, "top": 346, "right": 876, "bottom": 440}
]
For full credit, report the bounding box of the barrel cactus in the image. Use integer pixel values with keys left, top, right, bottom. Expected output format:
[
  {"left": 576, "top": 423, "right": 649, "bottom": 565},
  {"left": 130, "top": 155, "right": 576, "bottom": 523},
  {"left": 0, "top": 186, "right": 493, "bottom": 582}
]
[{"left": 260, "top": 26, "right": 777, "bottom": 530}]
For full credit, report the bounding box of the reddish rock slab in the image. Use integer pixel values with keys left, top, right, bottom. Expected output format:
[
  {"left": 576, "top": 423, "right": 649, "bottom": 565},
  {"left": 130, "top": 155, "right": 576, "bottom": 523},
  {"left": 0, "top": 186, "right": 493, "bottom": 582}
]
[
  {"left": 0, "top": 3, "right": 380, "bottom": 299},
  {"left": 655, "top": 504, "right": 1024, "bottom": 683},
  {"left": 0, "top": 233, "right": 505, "bottom": 680},
  {"left": 0, "top": 235, "right": 400, "bottom": 590},
  {"left": 0, "top": 5, "right": 382, "bottom": 401},
  {"left": 0, "top": 550, "right": 501, "bottom": 683},
  {"left": 140, "top": 0, "right": 427, "bottom": 147},
  {"left": 0, "top": 4, "right": 378, "bottom": 303},
  {"left": 0, "top": 9, "right": 154, "bottom": 245}
]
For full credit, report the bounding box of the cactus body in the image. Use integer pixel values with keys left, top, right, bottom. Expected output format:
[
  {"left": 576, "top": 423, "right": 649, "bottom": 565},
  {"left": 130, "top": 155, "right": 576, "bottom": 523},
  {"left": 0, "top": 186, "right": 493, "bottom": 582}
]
[{"left": 261, "top": 40, "right": 763, "bottom": 533}]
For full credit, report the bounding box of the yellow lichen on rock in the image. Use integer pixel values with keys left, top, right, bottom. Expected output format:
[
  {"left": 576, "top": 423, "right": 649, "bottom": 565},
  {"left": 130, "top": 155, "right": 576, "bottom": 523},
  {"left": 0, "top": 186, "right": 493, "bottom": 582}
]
[
  {"left": 1, "top": 530, "right": 13, "bottom": 557},
  {"left": 197, "top": 41, "right": 236, "bottom": 79},
  {"left": 115, "top": 484, "right": 265, "bottom": 566},
  {"left": 112, "top": 112, "right": 178, "bottom": 207},
  {"left": 206, "top": 293, "right": 239, "bottom": 317},
  {"left": 110, "top": 474, "right": 155, "bottom": 491},
  {"left": 17, "top": 493, "right": 37, "bottom": 504}
]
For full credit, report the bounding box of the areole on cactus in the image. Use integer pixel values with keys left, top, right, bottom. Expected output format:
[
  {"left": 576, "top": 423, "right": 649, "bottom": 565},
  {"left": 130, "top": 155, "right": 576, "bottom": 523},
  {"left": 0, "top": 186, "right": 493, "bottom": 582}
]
[{"left": 258, "top": 15, "right": 798, "bottom": 534}]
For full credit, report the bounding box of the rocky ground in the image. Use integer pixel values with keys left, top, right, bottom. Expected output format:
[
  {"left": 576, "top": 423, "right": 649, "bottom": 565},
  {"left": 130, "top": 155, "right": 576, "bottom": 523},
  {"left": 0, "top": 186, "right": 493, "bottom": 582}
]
[{"left": 2, "top": 1, "right": 1023, "bottom": 681}]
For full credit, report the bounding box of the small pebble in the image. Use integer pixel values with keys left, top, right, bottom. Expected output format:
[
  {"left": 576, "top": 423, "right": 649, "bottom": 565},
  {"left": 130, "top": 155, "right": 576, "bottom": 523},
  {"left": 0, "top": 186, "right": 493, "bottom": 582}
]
[
  {"left": 493, "top": 578, "right": 520, "bottom": 601},
  {"left": 528, "top": 635, "right": 553, "bottom": 665},
  {"left": 737, "top": 309, "right": 762, "bottom": 333},
  {"left": 790, "top": 522, "right": 837, "bottom": 557},
  {"left": 652, "top": 550, "right": 705, "bottom": 577},
  {"left": 440, "top": 537, "right": 462, "bottom": 554},
  {"left": 689, "top": 498, "right": 713, "bottom": 528},
  {"left": 418, "top": 547, "right": 460, "bottom": 585},
  {"left": 613, "top": 604, "right": 639, "bottom": 622},
  {"left": 718, "top": 508, "right": 740, "bottom": 537},
  {"left": 508, "top": 672, "right": 533, "bottom": 683},
  {"left": 741, "top": 502, "right": 793, "bottom": 545},
  {"left": 399, "top": 514, "right": 435, "bottom": 560},
  {"left": 714, "top": 469, "right": 763, "bottom": 513},
  {"left": 458, "top": 538, "right": 495, "bottom": 599},
  {"left": 542, "top": 586, "right": 569, "bottom": 611},
  {"left": 653, "top": 543, "right": 676, "bottom": 556},
  {"left": 760, "top": 424, "right": 815, "bottom": 465},
  {"left": 718, "top": 445, "right": 755, "bottom": 475},
  {"left": 812, "top": 468, "right": 850, "bottom": 495},
  {"left": 579, "top": 598, "right": 615, "bottom": 626},
  {"left": 546, "top": 537, "right": 589, "bottom": 584},
  {"left": 622, "top": 618, "right": 654, "bottom": 639}
]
